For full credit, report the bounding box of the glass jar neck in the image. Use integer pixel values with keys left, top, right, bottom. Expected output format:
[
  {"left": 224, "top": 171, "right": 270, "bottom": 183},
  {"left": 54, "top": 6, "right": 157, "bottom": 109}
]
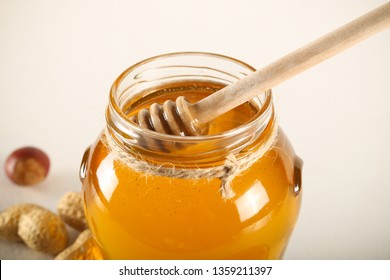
[{"left": 105, "top": 52, "right": 276, "bottom": 166}]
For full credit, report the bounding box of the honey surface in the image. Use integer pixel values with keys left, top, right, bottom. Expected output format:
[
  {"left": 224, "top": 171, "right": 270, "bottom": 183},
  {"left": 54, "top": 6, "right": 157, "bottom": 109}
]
[{"left": 124, "top": 81, "right": 258, "bottom": 136}]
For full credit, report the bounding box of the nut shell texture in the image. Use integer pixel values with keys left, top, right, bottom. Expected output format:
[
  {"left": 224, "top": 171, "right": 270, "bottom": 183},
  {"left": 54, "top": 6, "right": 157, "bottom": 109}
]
[
  {"left": 57, "top": 192, "right": 88, "bottom": 231},
  {"left": 55, "top": 229, "right": 102, "bottom": 260},
  {"left": 0, "top": 204, "right": 43, "bottom": 241},
  {"left": 17, "top": 208, "right": 68, "bottom": 255}
]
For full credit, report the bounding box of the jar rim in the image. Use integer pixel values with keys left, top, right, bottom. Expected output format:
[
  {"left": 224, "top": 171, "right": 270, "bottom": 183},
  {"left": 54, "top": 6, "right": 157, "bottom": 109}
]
[{"left": 108, "top": 51, "right": 273, "bottom": 144}]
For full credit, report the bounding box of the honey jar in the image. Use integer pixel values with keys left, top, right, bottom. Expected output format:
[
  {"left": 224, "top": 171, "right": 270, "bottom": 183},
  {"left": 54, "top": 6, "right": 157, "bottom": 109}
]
[{"left": 80, "top": 52, "right": 303, "bottom": 259}]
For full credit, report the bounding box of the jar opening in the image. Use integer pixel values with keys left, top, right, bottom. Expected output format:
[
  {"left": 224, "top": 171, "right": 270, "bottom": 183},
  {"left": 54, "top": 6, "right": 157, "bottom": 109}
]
[{"left": 106, "top": 52, "right": 275, "bottom": 161}]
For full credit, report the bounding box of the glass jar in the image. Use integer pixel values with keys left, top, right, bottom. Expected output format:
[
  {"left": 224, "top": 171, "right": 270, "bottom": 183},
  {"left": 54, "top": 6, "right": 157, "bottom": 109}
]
[{"left": 80, "top": 52, "right": 303, "bottom": 260}]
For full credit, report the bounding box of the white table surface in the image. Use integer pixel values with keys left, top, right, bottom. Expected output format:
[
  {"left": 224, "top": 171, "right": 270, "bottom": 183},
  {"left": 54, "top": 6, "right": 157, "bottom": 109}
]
[{"left": 1, "top": 0, "right": 390, "bottom": 260}]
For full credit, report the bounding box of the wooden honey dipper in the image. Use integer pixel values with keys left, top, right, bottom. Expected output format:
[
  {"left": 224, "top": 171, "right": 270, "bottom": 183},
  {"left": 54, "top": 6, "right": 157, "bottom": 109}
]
[{"left": 131, "top": 3, "right": 390, "bottom": 136}]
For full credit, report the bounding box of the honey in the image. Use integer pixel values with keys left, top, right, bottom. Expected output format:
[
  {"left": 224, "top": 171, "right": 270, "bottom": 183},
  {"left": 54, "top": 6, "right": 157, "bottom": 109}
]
[
  {"left": 124, "top": 81, "right": 258, "bottom": 136},
  {"left": 81, "top": 52, "right": 302, "bottom": 259}
]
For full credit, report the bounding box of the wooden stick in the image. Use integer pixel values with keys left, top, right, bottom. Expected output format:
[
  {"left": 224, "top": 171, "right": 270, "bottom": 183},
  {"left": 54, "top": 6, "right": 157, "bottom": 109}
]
[{"left": 190, "top": 2, "right": 390, "bottom": 124}]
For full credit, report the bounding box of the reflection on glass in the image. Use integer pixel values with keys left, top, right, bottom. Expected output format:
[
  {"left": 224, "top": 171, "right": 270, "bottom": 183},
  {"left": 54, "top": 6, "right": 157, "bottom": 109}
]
[
  {"left": 235, "top": 179, "right": 269, "bottom": 222},
  {"left": 96, "top": 154, "right": 118, "bottom": 201}
]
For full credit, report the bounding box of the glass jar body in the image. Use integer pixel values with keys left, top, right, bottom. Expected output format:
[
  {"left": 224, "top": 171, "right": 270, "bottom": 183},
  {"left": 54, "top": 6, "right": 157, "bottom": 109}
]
[{"left": 81, "top": 53, "right": 303, "bottom": 259}]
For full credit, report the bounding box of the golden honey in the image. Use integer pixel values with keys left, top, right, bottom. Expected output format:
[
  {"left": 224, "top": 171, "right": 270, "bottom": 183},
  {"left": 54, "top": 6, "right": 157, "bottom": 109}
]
[{"left": 81, "top": 53, "right": 302, "bottom": 259}]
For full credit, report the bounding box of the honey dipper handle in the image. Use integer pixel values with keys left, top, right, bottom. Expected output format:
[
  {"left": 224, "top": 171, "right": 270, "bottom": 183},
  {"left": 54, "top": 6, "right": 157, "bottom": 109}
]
[{"left": 190, "top": 2, "right": 390, "bottom": 124}]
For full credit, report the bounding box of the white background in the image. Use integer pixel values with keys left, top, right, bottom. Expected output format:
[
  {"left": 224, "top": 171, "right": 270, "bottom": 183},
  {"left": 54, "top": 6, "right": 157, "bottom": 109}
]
[{"left": 0, "top": 0, "right": 389, "bottom": 260}]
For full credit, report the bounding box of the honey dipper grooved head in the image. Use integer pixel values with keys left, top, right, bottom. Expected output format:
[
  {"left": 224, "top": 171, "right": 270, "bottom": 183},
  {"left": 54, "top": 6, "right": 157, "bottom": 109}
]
[{"left": 132, "top": 96, "right": 201, "bottom": 136}]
